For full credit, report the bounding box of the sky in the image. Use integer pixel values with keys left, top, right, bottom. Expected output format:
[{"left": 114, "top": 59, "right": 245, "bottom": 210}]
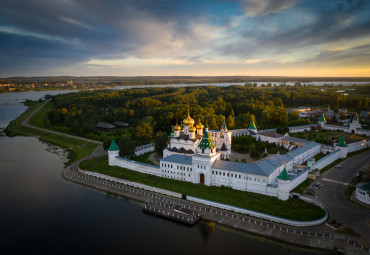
[{"left": 1, "top": 0, "right": 370, "bottom": 77}]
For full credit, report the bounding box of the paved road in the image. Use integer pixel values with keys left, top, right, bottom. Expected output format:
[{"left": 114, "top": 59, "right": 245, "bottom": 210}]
[
  {"left": 22, "top": 100, "right": 102, "bottom": 144},
  {"left": 314, "top": 150, "right": 370, "bottom": 246}
]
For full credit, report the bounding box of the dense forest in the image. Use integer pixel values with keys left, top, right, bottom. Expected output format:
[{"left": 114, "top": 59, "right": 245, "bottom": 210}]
[{"left": 46, "top": 85, "right": 369, "bottom": 154}]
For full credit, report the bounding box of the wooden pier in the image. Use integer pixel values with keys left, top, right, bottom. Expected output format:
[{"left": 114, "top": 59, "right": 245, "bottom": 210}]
[{"left": 143, "top": 201, "right": 201, "bottom": 225}]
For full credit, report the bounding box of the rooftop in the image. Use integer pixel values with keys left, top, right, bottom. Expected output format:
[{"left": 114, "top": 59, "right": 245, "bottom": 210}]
[
  {"left": 160, "top": 154, "right": 193, "bottom": 165},
  {"left": 281, "top": 137, "right": 310, "bottom": 144}
]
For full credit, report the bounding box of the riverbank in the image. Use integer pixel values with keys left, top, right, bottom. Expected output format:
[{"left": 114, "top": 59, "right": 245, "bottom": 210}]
[
  {"left": 5, "top": 100, "right": 98, "bottom": 165},
  {"left": 62, "top": 163, "right": 369, "bottom": 254}
]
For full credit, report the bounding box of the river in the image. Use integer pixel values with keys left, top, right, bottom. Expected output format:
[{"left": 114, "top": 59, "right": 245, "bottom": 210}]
[{"left": 0, "top": 90, "right": 331, "bottom": 254}]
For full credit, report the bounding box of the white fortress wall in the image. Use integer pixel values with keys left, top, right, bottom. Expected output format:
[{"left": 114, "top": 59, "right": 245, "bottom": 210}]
[
  {"left": 313, "top": 150, "right": 340, "bottom": 170},
  {"left": 288, "top": 170, "right": 309, "bottom": 191},
  {"left": 134, "top": 143, "right": 155, "bottom": 156},
  {"left": 112, "top": 156, "right": 161, "bottom": 176},
  {"left": 346, "top": 140, "right": 369, "bottom": 153}
]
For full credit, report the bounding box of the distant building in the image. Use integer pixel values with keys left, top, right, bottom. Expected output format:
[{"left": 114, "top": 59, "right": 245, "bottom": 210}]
[
  {"left": 113, "top": 121, "right": 130, "bottom": 128},
  {"left": 96, "top": 122, "right": 115, "bottom": 131}
]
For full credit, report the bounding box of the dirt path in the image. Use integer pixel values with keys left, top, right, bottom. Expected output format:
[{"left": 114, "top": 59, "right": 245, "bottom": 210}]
[
  {"left": 23, "top": 100, "right": 102, "bottom": 145},
  {"left": 149, "top": 152, "right": 161, "bottom": 166}
]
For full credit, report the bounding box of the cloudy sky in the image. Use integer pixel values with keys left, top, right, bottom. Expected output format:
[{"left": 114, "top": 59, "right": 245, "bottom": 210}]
[{"left": 1, "top": 0, "right": 370, "bottom": 77}]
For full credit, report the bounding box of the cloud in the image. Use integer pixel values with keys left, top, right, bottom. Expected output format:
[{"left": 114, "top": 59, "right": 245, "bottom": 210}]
[{"left": 241, "top": 0, "right": 298, "bottom": 17}]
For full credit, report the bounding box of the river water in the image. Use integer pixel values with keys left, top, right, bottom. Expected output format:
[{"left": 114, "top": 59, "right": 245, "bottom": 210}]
[{"left": 0, "top": 90, "right": 332, "bottom": 254}]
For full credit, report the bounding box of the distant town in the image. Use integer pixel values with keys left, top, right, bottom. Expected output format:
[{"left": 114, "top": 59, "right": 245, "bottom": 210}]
[{"left": 1, "top": 76, "right": 370, "bottom": 93}]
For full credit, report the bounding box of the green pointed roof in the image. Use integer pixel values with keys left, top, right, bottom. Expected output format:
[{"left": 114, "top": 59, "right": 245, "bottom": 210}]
[
  {"left": 108, "top": 139, "right": 119, "bottom": 151},
  {"left": 353, "top": 113, "right": 359, "bottom": 121},
  {"left": 336, "top": 136, "right": 347, "bottom": 147},
  {"left": 278, "top": 167, "right": 290, "bottom": 181},
  {"left": 249, "top": 120, "right": 257, "bottom": 130},
  {"left": 319, "top": 114, "right": 326, "bottom": 122},
  {"left": 198, "top": 131, "right": 215, "bottom": 149}
]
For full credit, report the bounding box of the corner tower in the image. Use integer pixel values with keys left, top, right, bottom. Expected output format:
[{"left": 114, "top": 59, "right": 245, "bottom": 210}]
[{"left": 108, "top": 139, "right": 119, "bottom": 166}]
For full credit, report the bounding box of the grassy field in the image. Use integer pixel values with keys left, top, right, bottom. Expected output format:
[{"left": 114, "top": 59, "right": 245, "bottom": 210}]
[
  {"left": 5, "top": 101, "right": 97, "bottom": 165},
  {"left": 80, "top": 155, "right": 325, "bottom": 221},
  {"left": 291, "top": 179, "right": 314, "bottom": 195},
  {"left": 132, "top": 152, "right": 155, "bottom": 165}
]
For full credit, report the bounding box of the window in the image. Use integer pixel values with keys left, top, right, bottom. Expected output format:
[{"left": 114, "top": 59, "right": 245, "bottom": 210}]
[
  {"left": 212, "top": 171, "right": 214, "bottom": 174},
  {"left": 231, "top": 174, "right": 233, "bottom": 178},
  {"left": 227, "top": 173, "right": 229, "bottom": 177},
  {"left": 223, "top": 173, "right": 225, "bottom": 176},
  {"left": 202, "top": 148, "right": 204, "bottom": 153}
]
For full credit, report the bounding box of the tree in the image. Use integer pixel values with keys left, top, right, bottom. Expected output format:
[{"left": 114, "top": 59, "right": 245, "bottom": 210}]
[
  {"left": 226, "top": 115, "right": 235, "bottom": 129},
  {"left": 154, "top": 132, "right": 169, "bottom": 156},
  {"left": 118, "top": 135, "right": 136, "bottom": 158},
  {"left": 136, "top": 122, "right": 153, "bottom": 143}
]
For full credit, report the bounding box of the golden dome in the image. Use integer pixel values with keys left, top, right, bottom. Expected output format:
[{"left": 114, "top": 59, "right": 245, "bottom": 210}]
[
  {"left": 183, "top": 111, "right": 194, "bottom": 126},
  {"left": 173, "top": 124, "right": 181, "bottom": 131},
  {"left": 188, "top": 125, "right": 196, "bottom": 133},
  {"left": 196, "top": 119, "right": 204, "bottom": 129}
]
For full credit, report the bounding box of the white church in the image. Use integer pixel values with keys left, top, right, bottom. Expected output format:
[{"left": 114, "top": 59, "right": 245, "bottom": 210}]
[{"left": 108, "top": 112, "right": 368, "bottom": 200}]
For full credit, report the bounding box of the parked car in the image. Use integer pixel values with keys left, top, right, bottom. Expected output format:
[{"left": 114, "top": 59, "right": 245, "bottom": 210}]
[
  {"left": 335, "top": 164, "right": 342, "bottom": 168},
  {"left": 305, "top": 189, "right": 315, "bottom": 195},
  {"left": 333, "top": 222, "right": 342, "bottom": 228},
  {"left": 329, "top": 219, "right": 337, "bottom": 225},
  {"left": 315, "top": 182, "right": 323, "bottom": 187},
  {"left": 311, "top": 186, "right": 319, "bottom": 190}
]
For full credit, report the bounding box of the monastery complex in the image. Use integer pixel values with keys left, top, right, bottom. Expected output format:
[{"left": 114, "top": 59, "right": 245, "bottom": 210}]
[{"left": 108, "top": 112, "right": 369, "bottom": 201}]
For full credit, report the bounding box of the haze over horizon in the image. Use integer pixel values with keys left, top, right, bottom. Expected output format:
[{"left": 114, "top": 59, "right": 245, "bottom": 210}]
[{"left": 1, "top": 0, "right": 370, "bottom": 78}]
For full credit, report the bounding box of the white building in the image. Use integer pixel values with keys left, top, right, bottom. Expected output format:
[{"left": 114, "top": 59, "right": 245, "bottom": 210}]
[
  {"left": 356, "top": 182, "right": 370, "bottom": 205},
  {"left": 108, "top": 112, "right": 368, "bottom": 201}
]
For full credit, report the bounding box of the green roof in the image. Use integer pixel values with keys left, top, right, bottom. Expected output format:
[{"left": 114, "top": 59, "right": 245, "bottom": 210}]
[
  {"left": 357, "top": 182, "right": 370, "bottom": 192},
  {"left": 319, "top": 114, "right": 326, "bottom": 122},
  {"left": 108, "top": 139, "right": 119, "bottom": 151},
  {"left": 278, "top": 167, "right": 290, "bottom": 181},
  {"left": 198, "top": 132, "right": 215, "bottom": 149},
  {"left": 336, "top": 136, "right": 347, "bottom": 147},
  {"left": 249, "top": 121, "right": 257, "bottom": 130}
]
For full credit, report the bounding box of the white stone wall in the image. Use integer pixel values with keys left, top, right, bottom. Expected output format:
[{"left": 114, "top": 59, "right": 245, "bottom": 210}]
[
  {"left": 111, "top": 156, "right": 161, "bottom": 176},
  {"left": 346, "top": 140, "right": 369, "bottom": 153},
  {"left": 79, "top": 168, "right": 182, "bottom": 199},
  {"left": 288, "top": 170, "right": 309, "bottom": 191},
  {"left": 320, "top": 145, "right": 335, "bottom": 154},
  {"left": 356, "top": 187, "right": 370, "bottom": 205},
  {"left": 257, "top": 135, "right": 282, "bottom": 145},
  {"left": 313, "top": 150, "right": 340, "bottom": 170},
  {"left": 134, "top": 143, "right": 155, "bottom": 156}
]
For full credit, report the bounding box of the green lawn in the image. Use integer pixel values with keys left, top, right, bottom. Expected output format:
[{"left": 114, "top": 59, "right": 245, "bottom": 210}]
[
  {"left": 28, "top": 100, "right": 54, "bottom": 129},
  {"left": 291, "top": 179, "right": 314, "bottom": 195},
  {"left": 132, "top": 152, "right": 155, "bottom": 165},
  {"left": 80, "top": 155, "right": 326, "bottom": 221},
  {"left": 5, "top": 101, "right": 97, "bottom": 165}
]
